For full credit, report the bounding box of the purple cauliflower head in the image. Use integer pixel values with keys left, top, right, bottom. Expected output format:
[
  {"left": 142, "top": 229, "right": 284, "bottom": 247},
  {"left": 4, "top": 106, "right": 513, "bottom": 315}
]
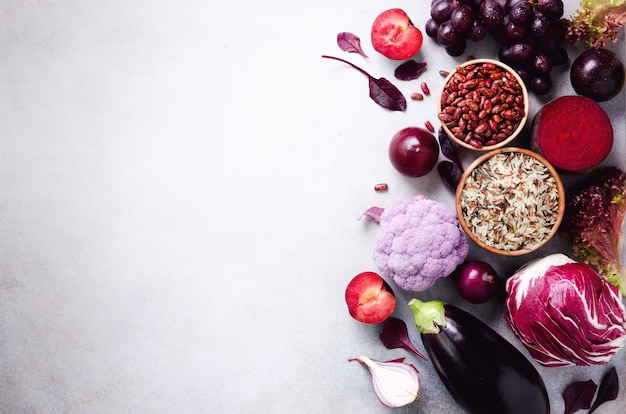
[{"left": 373, "top": 195, "right": 469, "bottom": 291}]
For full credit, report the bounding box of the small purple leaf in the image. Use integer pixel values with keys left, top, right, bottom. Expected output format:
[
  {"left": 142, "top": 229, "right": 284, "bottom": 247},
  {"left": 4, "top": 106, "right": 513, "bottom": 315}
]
[
  {"left": 562, "top": 379, "right": 597, "bottom": 414},
  {"left": 368, "top": 77, "right": 407, "bottom": 111},
  {"left": 438, "top": 160, "right": 463, "bottom": 193},
  {"left": 394, "top": 60, "right": 427, "bottom": 81},
  {"left": 358, "top": 206, "right": 384, "bottom": 224},
  {"left": 379, "top": 317, "right": 428, "bottom": 361},
  {"left": 438, "top": 127, "right": 463, "bottom": 170},
  {"left": 322, "top": 55, "right": 406, "bottom": 112},
  {"left": 337, "top": 32, "right": 368, "bottom": 58},
  {"left": 589, "top": 366, "right": 619, "bottom": 413}
]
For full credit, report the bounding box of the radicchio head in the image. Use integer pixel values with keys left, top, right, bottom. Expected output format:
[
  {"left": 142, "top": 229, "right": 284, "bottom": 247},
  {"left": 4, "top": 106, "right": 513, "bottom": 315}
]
[{"left": 505, "top": 253, "right": 626, "bottom": 367}]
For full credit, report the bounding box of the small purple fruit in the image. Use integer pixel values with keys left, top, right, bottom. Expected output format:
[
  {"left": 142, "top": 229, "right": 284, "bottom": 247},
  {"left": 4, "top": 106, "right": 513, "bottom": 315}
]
[
  {"left": 389, "top": 127, "right": 439, "bottom": 177},
  {"left": 571, "top": 48, "right": 625, "bottom": 102}
]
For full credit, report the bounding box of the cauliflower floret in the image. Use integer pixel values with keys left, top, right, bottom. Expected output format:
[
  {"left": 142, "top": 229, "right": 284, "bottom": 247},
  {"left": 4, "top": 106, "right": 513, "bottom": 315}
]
[{"left": 372, "top": 195, "right": 469, "bottom": 291}]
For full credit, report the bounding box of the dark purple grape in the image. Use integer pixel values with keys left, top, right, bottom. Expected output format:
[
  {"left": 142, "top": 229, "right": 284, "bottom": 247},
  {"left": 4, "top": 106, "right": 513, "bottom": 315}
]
[
  {"left": 537, "top": 0, "right": 564, "bottom": 22},
  {"left": 480, "top": 0, "right": 505, "bottom": 30},
  {"left": 451, "top": 5, "right": 474, "bottom": 33},
  {"left": 546, "top": 19, "right": 567, "bottom": 41},
  {"left": 425, "top": 18, "right": 441, "bottom": 38},
  {"left": 532, "top": 53, "right": 553, "bottom": 74},
  {"left": 466, "top": 20, "right": 487, "bottom": 42},
  {"left": 509, "top": 41, "right": 534, "bottom": 62},
  {"left": 437, "top": 21, "right": 460, "bottom": 47},
  {"left": 530, "top": 12, "right": 549, "bottom": 38},
  {"left": 512, "top": 65, "right": 532, "bottom": 83},
  {"left": 550, "top": 47, "right": 568, "bottom": 66},
  {"left": 509, "top": 2, "right": 533, "bottom": 24},
  {"left": 504, "top": 0, "right": 527, "bottom": 13},
  {"left": 492, "top": 28, "right": 511, "bottom": 45},
  {"left": 538, "top": 35, "right": 558, "bottom": 53},
  {"left": 571, "top": 48, "right": 625, "bottom": 102},
  {"left": 504, "top": 17, "right": 529, "bottom": 41},
  {"left": 529, "top": 73, "right": 552, "bottom": 95},
  {"left": 498, "top": 45, "right": 514, "bottom": 64},
  {"left": 431, "top": 0, "right": 456, "bottom": 23},
  {"left": 446, "top": 38, "right": 467, "bottom": 56}
]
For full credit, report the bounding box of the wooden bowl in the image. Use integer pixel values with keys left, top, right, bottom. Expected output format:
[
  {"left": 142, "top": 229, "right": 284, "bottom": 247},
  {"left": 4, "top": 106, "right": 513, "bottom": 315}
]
[
  {"left": 438, "top": 59, "right": 529, "bottom": 151},
  {"left": 455, "top": 147, "right": 565, "bottom": 256}
]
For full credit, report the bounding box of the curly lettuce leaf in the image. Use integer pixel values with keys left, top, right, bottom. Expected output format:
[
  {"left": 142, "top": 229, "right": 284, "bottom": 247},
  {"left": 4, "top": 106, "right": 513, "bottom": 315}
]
[
  {"left": 563, "top": 167, "right": 626, "bottom": 295},
  {"left": 566, "top": 0, "right": 626, "bottom": 48}
]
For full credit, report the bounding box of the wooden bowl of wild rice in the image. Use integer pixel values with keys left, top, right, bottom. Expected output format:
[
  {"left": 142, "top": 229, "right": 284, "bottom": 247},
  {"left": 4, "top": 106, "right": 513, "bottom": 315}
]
[{"left": 455, "top": 147, "right": 565, "bottom": 256}]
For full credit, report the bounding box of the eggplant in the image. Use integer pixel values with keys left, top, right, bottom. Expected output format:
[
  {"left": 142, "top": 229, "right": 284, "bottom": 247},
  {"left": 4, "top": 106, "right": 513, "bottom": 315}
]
[{"left": 408, "top": 299, "right": 549, "bottom": 414}]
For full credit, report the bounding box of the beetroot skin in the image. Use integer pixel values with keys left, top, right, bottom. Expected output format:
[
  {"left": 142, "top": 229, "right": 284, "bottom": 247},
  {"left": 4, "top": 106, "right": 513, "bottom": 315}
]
[{"left": 531, "top": 95, "right": 613, "bottom": 173}]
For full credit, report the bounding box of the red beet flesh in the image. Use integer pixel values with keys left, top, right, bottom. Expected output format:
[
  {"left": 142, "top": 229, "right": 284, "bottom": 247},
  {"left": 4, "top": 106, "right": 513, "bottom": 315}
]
[{"left": 531, "top": 95, "right": 613, "bottom": 174}]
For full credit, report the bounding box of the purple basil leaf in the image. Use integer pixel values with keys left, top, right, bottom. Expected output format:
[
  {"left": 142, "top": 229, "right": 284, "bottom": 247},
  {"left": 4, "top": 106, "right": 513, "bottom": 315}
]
[
  {"left": 438, "top": 127, "right": 463, "bottom": 169},
  {"left": 358, "top": 206, "right": 385, "bottom": 224},
  {"left": 438, "top": 160, "right": 463, "bottom": 193},
  {"left": 337, "top": 32, "right": 368, "bottom": 58},
  {"left": 589, "top": 366, "right": 619, "bottom": 413},
  {"left": 394, "top": 60, "right": 427, "bottom": 81},
  {"left": 379, "top": 317, "right": 428, "bottom": 361},
  {"left": 322, "top": 55, "right": 406, "bottom": 112},
  {"left": 562, "top": 379, "right": 597, "bottom": 414},
  {"left": 368, "top": 77, "right": 406, "bottom": 111}
]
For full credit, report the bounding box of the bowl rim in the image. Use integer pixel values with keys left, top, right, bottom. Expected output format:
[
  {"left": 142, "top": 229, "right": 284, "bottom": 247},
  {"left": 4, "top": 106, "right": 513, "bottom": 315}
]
[
  {"left": 455, "top": 147, "right": 566, "bottom": 256},
  {"left": 438, "top": 58, "right": 529, "bottom": 152}
]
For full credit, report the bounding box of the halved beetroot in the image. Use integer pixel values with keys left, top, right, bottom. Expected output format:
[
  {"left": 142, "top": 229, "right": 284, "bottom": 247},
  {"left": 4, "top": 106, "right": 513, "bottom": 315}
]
[{"left": 531, "top": 95, "right": 613, "bottom": 174}]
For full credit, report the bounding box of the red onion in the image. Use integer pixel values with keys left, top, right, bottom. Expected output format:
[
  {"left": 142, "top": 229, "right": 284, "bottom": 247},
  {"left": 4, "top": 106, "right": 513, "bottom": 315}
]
[{"left": 455, "top": 261, "right": 499, "bottom": 303}]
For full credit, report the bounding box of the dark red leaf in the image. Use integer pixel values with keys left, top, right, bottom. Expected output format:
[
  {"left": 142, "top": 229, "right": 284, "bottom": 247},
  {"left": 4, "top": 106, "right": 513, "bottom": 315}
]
[
  {"left": 394, "top": 60, "right": 427, "bottom": 81},
  {"left": 589, "top": 366, "right": 619, "bottom": 413},
  {"left": 379, "top": 317, "right": 428, "bottom": 361},
  {"left": 438, "top": 160, "right": 463, "bottom": 193},
  {"left": 321, "top": 55, "right": 406, "bottom": 112},
  {"left": 337, "top": 32, "right": 368, "bottom": 58},
  {"left": 562, "top": 379, "right": 597, "bottom": 414},
  {"left": 438, "top": 127, "right": 463, "bottom": 170},
  {"left": 368, "top": 77, "right": 407, "bottom": 111}
]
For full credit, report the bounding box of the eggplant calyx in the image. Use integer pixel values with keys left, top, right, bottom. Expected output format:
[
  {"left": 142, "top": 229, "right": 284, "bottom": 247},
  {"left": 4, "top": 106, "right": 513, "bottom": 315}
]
[{"left": 408, "top": 299, "right": 447, "bottom": 334}]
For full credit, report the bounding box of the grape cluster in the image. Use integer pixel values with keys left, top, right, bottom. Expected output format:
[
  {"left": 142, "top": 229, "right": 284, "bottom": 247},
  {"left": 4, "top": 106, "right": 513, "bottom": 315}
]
[{"left": 426, "top": 0, "right": 567, "bottom": 95}]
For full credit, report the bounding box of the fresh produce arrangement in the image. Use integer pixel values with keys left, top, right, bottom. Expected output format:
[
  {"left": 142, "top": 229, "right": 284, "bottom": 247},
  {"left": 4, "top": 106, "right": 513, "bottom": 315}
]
[{"left": 326, "top": 1, "right": 626, "bottom": 412}]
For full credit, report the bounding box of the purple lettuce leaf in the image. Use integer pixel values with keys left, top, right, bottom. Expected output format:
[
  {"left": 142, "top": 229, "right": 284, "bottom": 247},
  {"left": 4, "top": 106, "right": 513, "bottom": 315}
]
[
  {"left": 562, "top": 379, "right": 597, "bottom": 414},
  {"left": 437, "top": 160, "right": 463, "bottom": 193},
  {"left": 322, "top": 55, "right": 406, "bottom": 111},
  {"left": 379, "top": 317, "right": 428, "bottom": 361},
  {"left": 589, "top": 366, "right": 619, "bottom": 413},
  {"left": 394, "top": 60, "right": 427, "bottom": 81},
  {"left": 337, "top": 32, "right": 368, "bottom": 58}
]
